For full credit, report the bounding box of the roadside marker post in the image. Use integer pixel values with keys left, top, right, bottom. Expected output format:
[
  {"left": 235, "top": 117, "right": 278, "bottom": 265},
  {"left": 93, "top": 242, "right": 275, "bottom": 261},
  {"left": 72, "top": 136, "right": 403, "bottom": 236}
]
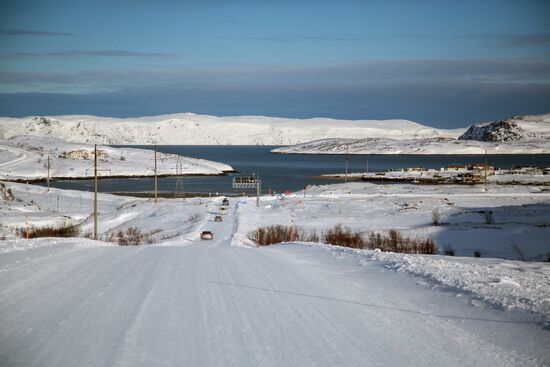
[
  {"left": 154, "top": 145, "right": 158, "bottom": 203},
  {"left": 93, "top": 144, "right": 98, "bottom": 241},
  {"left": 289, "top": 209, "right": 295, "bottom": 242}
]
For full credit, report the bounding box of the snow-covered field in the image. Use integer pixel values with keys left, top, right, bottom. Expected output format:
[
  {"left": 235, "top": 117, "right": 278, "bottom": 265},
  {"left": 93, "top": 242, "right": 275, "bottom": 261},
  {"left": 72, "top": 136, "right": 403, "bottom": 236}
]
[
  {"left": 0, "top": 181, "right": 210, "bottom": 246},
  {"left": 0, "top": 135, "right": 233, "bottom": 181},
  {"left": 1, "top": 181, "right": 549, "bottom": 366},
  {"left": 233, "top": 182, "right": 550, "bottom": 261}
]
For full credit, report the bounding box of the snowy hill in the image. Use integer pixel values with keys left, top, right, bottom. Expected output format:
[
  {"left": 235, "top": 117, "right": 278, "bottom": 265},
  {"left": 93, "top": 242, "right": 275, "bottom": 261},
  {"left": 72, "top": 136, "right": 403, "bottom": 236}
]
[
  {"left": 273, "top": 113, "right": 550, "bottom": 154},
  {"left": 272, "top": 136, "right": 550, "bottom": 155},
  {"left": 0, "top": 135, "right": 233, "bottom": 181},
  {"left": 459, "top": 114, "right": 550, "bottom": 142},
  {"left": 0, "top": 113, "right": 463, "bottom": 145}
]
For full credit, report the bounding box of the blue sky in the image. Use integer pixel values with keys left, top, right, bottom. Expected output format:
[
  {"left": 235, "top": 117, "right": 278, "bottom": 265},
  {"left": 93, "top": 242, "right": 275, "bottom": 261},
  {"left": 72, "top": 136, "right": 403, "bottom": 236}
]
[{"left": 0, "top": 0, "right": 549, "bottom": 127}]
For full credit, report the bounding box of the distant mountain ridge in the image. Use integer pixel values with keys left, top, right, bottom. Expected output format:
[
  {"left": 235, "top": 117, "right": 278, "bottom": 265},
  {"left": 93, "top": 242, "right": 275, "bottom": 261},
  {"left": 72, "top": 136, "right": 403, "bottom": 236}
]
[
  {"left": 272, "top": 113, "right": 550, "bottom": 155},
  {"left": 1, "top": 113, "right": 548, "bottom": 151},
  {"left": 0, "top": 113, "right": 463, "bottom": 145}
]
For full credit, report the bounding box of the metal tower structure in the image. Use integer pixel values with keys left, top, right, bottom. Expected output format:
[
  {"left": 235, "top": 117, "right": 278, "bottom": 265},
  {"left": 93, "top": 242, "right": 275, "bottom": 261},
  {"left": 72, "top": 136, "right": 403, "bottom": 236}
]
[{"left": 174, "top": 157, "right": 185, "bottom": 198}]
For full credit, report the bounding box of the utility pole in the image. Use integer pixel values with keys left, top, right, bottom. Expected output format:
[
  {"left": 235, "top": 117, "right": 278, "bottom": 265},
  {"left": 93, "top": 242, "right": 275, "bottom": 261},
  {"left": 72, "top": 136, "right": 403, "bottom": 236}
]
[
  {"left": 47, "top": 154, "right": 50, "bottom": 191},
  {"left": 484, "top": 149, "right": 488, "bottom": 184},
  {"left": 344, "top": 145, "right": 349, "bottom": 183},
  {"left": 93, "top": 144, "right": 98, "bottom": 240},
  {"left": 154, "top": 145, "right": 158, "bottom": 203},
  {"left": 256, "top": 179, "right": 261, "bottom": 207}
]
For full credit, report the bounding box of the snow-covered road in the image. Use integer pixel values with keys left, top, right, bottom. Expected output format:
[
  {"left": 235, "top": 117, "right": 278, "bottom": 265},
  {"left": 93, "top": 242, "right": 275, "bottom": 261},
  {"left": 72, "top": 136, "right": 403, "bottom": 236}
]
[
  {"left": 0, "top": 144, "right": 27, "bottom": 168},
  {"left": 1, "top": 203, "right": 548, "bottom": 366}
]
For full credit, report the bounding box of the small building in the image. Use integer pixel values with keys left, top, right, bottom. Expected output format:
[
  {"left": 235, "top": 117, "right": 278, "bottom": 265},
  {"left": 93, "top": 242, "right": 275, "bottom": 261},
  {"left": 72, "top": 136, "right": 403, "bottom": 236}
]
[
  {"left": 407, "top": 166, "right": 426, "bottom": 173},
  {"left": 472, "top": 164, "right": 495, "bottom": 180},
  {"left": 511, "top": 166, "right": 542, "bottom": 175},
  {"left": 446, "top": 164, "right": 467, "bottom": 172},
  {"left": 61, "top": 149, "right": 108, "bottom": 160}
]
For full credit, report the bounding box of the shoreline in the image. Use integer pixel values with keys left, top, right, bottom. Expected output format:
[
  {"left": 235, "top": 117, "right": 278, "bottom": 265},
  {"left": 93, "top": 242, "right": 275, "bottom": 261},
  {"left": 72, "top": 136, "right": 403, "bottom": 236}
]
[
  {"left": 0, "top": 170, "right": 235, "bottom": 184},
  {"left": 272, "top": 150, "right": 550, "bottom": 156},
  {"left": 311, "top": 174, "right": 550, "bottom": 186}
]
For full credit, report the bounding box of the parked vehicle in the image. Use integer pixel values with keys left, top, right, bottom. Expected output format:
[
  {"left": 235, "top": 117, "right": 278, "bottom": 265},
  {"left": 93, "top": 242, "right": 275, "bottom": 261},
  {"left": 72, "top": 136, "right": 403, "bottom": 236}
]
[
  {"left": 214, "top": 215, "right": 222, "bottom": 222},
  {"left": 221, "top": 198, "right": 230, "bottom": 206},
  {"left": 200, "top": 231, "right": 213, "bottom": 240},
  {"left": 219, "top": 207, "right": 227, "bottom": 215}
]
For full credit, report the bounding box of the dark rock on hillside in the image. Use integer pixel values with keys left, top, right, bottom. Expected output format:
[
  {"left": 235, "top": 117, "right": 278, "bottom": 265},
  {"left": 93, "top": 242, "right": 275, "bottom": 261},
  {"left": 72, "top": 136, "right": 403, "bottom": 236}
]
[{"left": 459, "top": 117, "right": 525, "bottom": 142}]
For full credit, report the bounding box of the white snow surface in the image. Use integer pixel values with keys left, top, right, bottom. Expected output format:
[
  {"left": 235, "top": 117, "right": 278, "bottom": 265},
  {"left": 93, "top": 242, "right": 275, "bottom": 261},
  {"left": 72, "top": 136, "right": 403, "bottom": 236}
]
[
  {"left": 1, "top": 181, "right": 549, "bottom": 366},
  {"left": 272, "top": 136, "right": 550, "bottom": 155},
  {"left": 0, "top": 135, "right": 232, "bottom": 180},
  {"left": 0, "top": 113, "right": 463, "bottom": 145},
  {"left": 272, "top": 113, "right": 550, "bottom": 154}
]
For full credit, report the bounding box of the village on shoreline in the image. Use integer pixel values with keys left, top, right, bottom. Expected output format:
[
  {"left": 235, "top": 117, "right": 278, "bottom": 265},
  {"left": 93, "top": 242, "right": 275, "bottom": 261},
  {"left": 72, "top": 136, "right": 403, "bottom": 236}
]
[{"left": 321, "top": 163, "right": 550, "bottom": 185}]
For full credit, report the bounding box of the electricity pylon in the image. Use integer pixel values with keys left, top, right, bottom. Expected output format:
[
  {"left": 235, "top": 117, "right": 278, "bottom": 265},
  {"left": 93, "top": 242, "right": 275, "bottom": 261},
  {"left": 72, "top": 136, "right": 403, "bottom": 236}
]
[{"left": 174, "top": 157, "right": 185, "bottom": 198}]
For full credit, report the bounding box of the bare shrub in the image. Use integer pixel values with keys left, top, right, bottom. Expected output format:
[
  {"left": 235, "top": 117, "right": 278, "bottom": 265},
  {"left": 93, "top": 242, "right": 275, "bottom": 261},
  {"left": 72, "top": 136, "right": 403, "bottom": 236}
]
[
  {"left": 115, "top": 230, "right": 129, "bottom": 246},
  {"left": 16, "top": 224, "right": 80, "bottom": 238},
  {"left": 322, "top": 224, "right": 364, "bottom": 249},
  {"left": 366, "top": 229, "right": 437, "bottom": 254},
  {"left": 126, "top": 227, "right": 143, "bottom": 246},
  {"left": 483, "top": 210, "right": 494, "bottom": 225},
  {"left": 0, "top": 183, "right": 16, "bottom": 201},
  {"left": 248, "top": 225, "right": 435, "bottom": 254},
  {"left": 109, "top": 227, "right": 163, "bottom": 245},
  {"left": 112, "top": 227, "right": 144, "bottom": 246},
  {"left": 305, "top": 229, "right": 319, "bottom": 243},
  {"left": 431, "top": 208, "right": 440, "bottom": 226},
  {"left": 248, "top": 225, "right": 301, "bottom": 246},
  {"left": 443, "top": 245, "right": 455, "bottom": 256},
  {"left": 509, "top": 241, "right": 526, "bottom": 261}
]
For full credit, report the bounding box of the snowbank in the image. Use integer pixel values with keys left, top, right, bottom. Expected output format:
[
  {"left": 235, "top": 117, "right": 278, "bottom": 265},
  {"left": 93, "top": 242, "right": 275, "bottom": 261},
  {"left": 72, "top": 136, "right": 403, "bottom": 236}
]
[
  {"left": 0, "top": 237, "right": 112, "bottom": 254},
  {"left": 288, "top": 242, "right": 550, "bottom": 324}
]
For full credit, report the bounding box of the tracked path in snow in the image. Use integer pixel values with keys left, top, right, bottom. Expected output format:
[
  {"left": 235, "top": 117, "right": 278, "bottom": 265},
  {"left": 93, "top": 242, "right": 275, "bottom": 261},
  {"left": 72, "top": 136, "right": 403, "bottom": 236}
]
[{"left": 0, "top": 201, "right": 549, "bottom": 367}]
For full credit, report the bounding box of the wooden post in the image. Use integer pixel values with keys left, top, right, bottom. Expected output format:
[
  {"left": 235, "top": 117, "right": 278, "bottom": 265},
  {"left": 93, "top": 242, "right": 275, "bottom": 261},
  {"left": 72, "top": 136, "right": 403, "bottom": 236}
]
[
  {"left": 344, "top": 145, "right": 349, "bottom": 183},
  {"left": 256, "top": 180, "right": 261, "bottom": 207},
  {"left": 47, "top": 154, "right": 50, "bottom": 191},
  {"left": 289, "top": 209, "right": 294, "bottom": 241},
  {"left": 94, "top": 144, "right": 98, "bottom": 240},
  {"left": 25, "top": 216, "right": 29, "bottom": 239},
  {"left": 484, "top": 149, "right": 488, "bottom": 184}
]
